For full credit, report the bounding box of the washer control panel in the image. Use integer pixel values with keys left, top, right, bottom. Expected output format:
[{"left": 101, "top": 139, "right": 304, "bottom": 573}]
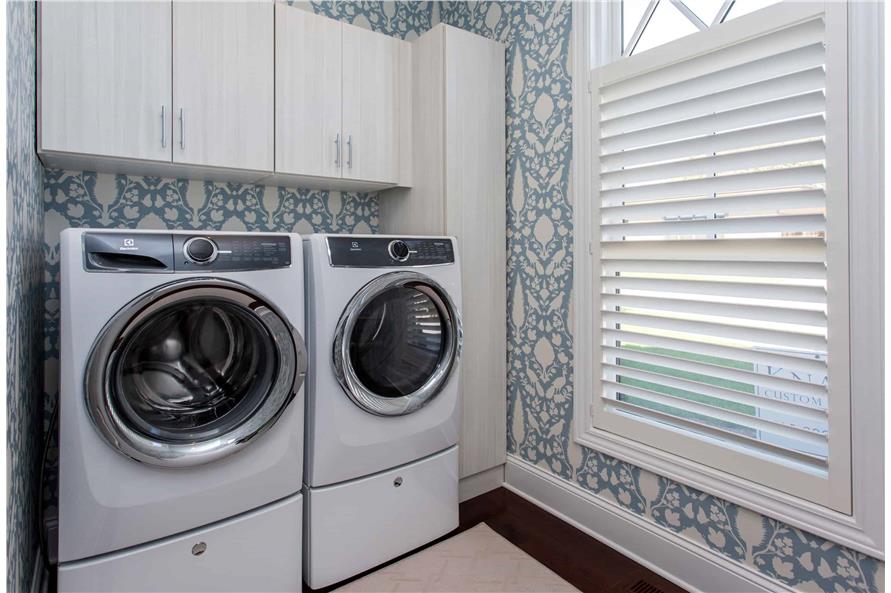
[
  {"left": 173, "top": 235, "right": 291, "bottom": 271},
  {"left": 328, "top": 236, "right": 455, "bottom": 267},
  {"left": 83, "top": 232, "right": 291, "bottom": 272}
]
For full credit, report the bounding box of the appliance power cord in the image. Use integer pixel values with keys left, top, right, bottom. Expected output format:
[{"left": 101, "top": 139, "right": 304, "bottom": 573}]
[{"left": 38, "top": 400, "right": 59, "bottom": 568}]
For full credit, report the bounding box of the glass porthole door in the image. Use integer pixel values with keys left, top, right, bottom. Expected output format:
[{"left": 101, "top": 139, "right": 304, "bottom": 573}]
[
  {"left": 333, "top": 272, "right": 463, "bottom": 416},
  {"left": 85, "top": 279, "right": 307, "bottom": 467}
]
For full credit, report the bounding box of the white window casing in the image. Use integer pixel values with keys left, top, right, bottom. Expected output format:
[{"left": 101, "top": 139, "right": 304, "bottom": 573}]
[{"left": 572, "top": 1, "right": 883, "bottom": 557}]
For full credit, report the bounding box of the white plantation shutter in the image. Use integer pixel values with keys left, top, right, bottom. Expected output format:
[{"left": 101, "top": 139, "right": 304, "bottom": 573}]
[{"left": 590, "top": 2, "right": 851, "bottom": 511}]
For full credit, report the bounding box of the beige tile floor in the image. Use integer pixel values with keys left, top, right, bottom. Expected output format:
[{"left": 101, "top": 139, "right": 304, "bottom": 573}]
[{"left": 335, "top": 523, "right": 580, "bottom": 593}]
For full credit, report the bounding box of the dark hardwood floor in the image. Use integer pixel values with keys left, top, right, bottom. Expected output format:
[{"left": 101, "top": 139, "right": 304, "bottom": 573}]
[
  {"left": 456, "top": 487, "right": 687, "bottom": 593},
  {"left": 311, "top": 487, "right": 688, "bottom": 593}
]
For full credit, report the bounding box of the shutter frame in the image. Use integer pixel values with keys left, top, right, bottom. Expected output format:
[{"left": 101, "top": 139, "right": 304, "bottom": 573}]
[{"left": 588, "top": 1, "right": 851, "bottom": 513}]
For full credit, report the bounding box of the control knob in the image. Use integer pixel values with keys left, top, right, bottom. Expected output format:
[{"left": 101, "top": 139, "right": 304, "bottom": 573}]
[
  {"left": 184, "top": 237, "right": 218, "bottom": 264},
  {"left": 388, "top": 240, "right": 410, "bottom": 262}
]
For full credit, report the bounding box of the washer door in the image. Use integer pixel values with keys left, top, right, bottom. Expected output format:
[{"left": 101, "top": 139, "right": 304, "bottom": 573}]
[
  {"left": 85, "top": 278, "right": 307, "bottom": 467},
  {"left": 333, "top": 271, "right": 462, "bottom": 416}
]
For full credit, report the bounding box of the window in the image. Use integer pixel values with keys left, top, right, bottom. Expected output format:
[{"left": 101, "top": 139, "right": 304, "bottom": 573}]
[
  {"left": 596, "top": 5, "right": 842, "bottom": 507},
  {"left": 620, "top": 0, "right": 783, "bottom": 57},
  {"left": 573, "top": 1, "right": 883, "bottom": 555}
]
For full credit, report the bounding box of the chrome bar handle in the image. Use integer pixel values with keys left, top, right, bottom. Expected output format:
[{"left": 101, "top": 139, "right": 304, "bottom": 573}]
[
  {"left": 161, "top": 106, "right": 166, "bottom": 148},
  {"left": 334, "top": 133, "right": 341, "bottom": 167},
  {"left": 178, "top": 108, "right": 184, "bottom": 150},
  {"left": 347, "top": 134, "right": 353, "bottom": 169}
]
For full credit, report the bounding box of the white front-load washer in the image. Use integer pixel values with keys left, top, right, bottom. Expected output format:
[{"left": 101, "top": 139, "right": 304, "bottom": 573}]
[
  {"left": 303, "top": 234, "right": 462, "bottom": 589},
  {"left": 58, "top": 229, "right": 308, "bottom": 593}
]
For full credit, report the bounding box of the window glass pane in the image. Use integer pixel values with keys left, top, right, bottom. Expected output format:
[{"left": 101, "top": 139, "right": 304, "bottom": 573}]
[
  {"left": 622, "top": 0, "right": 652, "bottom": 54},
  {"left": 680, "top": 0, "right": 724, "bottom": 24},
  {"left": 614, "top": 341, "right": 828, "bottom": 459},
  {"left": 724, "top": 0, "right": 783, "bottom": 21},
  {"left": 631, "top": 1, "right": 699, "bottom": 55}
]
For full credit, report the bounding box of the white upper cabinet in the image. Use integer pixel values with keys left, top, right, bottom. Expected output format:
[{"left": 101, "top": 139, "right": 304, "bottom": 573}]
[
  {"left": 39, "top": 1, "right": 172, "bottom": 162},
  {"left": 275, "top": 9, "right": 411, "bottom": 188},
  {"left": 173, "top": 1, "right": 274, "bottom": 172},
  {"left": 341, "top": 22, "right": 405, "bottom": 184},
  {"left": 39, "top": 2, "right": 409, "bottom": 188},
  {"left": 275, "top": 6, "right": 343, "bottom": 179}
]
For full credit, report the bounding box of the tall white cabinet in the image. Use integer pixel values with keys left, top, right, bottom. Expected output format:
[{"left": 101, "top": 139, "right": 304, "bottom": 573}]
[
  {"left": 381, "top": 24, "right": 507, "bottom": 482},
  {"left": 39, "top": 1, "right": 172, "bottom": 163}
]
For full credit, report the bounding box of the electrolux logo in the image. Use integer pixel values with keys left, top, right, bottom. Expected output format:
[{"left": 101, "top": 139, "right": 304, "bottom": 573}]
[{"left": 120, "top": 237, "right": 139, "bottom": 251}]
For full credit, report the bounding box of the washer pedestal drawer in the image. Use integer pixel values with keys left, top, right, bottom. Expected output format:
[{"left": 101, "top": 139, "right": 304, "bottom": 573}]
[
  {"left": 59, "top": 493, "right": 302, "bottom": 593},
  {"left": 304, "top": 446, "right": 459, "bottom": 589}
]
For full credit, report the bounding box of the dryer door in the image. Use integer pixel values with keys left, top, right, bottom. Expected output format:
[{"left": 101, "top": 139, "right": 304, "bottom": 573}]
[
  {"left": 333, "top": 271, "right": 462, "bottom": 416},
  {"left": 85, "top": 278, "right": 307, "bottom": 467}
]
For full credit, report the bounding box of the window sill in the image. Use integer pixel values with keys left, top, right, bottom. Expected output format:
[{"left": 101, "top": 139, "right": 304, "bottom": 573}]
[{"left": 572, "top": 423, "right": 883, "bottom": 559}]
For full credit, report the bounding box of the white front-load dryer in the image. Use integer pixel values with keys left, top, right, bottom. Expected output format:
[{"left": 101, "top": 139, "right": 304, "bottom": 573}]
[
  {"left": 303, "top": 234, "right": 462, "bottom": 589},
  {"left": 58, "top": 229, "right": 307, "bottom": 593}
]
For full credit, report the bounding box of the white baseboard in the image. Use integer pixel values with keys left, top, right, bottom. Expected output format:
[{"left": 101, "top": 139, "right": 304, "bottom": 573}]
[
  {"left": 504, "top": 456, "right": 791, "bottom": 593},
  {"left": 459, "top": 464, "right": 504, "bottom": 502}
]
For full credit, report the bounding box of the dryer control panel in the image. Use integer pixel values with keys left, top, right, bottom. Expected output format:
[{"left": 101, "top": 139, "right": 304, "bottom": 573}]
[
  {"left": 83, "top": 232, "right": 291, "bottom": 272},
  {"left": 328, "top": 237, "right": 455, "bottom": 267}
]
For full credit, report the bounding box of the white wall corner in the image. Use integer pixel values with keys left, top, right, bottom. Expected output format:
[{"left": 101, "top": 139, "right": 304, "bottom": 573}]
[{"left": 459, "top": 464, "right": 505, "bottom": 503}]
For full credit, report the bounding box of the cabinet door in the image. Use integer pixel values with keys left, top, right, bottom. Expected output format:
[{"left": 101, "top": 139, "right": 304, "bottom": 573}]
[
  {"left": 444, "top": 27, "right": 508, "bottom": 479},
  {"left": 341, "top": 23, "right": 404, "bottom": 184},
  {"left": 173, "top": 1, "right": 273, "bottom": 171},
  {"left": 40, "top": 1, "right": 172, "bottom": 162},
  {"left": 275, "top": 6, "right": 343, "bottom": 178}
]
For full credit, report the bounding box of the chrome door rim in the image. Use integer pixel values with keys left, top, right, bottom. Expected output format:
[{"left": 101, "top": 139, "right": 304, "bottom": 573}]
[
  {"left": 85, "top": 278, "right": 307, "bottom": 467},
  {"left": 333, "top": 271, "right": 462, "bottom": 416}
]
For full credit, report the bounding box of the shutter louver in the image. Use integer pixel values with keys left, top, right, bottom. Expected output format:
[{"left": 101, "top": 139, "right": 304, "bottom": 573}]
[{"left": 595, "top": 14, "right": 831, "bottom": 471}]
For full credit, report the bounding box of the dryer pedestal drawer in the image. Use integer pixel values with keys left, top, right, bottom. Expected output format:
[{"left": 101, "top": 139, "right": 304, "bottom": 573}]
[
  {"left": 304, "top": 446, "right": 459, "bottom": 589},
  {"left": 58, "top": 493, "right": 302, "bottom": 593}
]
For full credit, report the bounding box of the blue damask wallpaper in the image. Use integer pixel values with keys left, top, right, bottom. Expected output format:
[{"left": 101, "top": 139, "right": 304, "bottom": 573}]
[
  {"left": 22, "top": 2, "right": 883, "bottom": 593},
  {"left": 7, "top": 2, "right": 46, "bottom": 591},
  {"left": 309, "top": 0, "right": 436, "bottom": 39}
]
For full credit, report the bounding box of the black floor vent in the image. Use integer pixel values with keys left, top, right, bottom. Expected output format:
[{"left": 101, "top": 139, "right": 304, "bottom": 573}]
[{"left": 628, "top": 579, "right": 666, "bottom": 593}]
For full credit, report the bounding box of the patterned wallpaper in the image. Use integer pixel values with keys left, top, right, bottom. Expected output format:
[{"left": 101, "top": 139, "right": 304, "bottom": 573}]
[
  {"left": 7, "top": 1, "right": 46, "bottom": 591},
  {"left": 22, "top": 2, "right": 883, "bottom": 593},
  {"left": 308, "top": 0, "right": 437, "bottom": 40},
  {"left": 434, "top": 2, "right": 884, "bottom": 593}
]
